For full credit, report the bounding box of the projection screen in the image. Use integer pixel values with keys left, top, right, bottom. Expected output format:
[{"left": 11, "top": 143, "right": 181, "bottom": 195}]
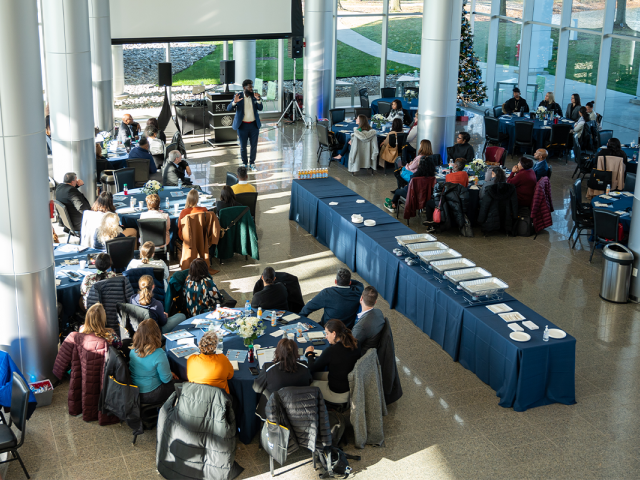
[{"left": 109, "top": 0, "right": 303, "bottom": 44}]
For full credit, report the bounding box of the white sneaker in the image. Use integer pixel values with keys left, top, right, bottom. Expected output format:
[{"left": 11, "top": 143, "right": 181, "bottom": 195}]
[
  {"left": 385, "top": 205, "right": 396, "bottom": 213},
  {"left": 249, "top": 164, "right": 257, "bottom": 172}
]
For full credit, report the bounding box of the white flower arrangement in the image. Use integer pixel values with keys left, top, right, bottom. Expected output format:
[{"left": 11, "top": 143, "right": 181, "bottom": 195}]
[
  {"left": 227, "top": 316, "right": 265, "bottom": 345},
  {"left": 141, "top": 180, "right": 163, "bottom": 195},
  {"left": 371, "top": 113, "right": 386, "bottom": 130},
  {"left": 469, "top": 158, "right": 486, "bottom": 176},
  {"left": 97, "top": 131, "right": 113, "bottom": 151},
  {"left": 536, "top": 106, "right": 547, "bottom": 114}
]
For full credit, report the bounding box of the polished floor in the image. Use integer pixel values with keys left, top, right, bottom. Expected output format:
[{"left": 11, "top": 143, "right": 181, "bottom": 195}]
[{"left": 32, "top": 113, "right": 640, "bottom": 480}]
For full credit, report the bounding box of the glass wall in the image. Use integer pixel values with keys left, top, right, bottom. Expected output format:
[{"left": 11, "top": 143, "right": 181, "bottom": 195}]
[
  {"left": 493, "top": 19, "right": 522, "bottom": 107},
  {"left": 563, "top": 31, "right": 600, "bottom": 110},
  {"left": 571, "top": 0, "right": 605, "bottom": 31},
  {"left": 472, "top": 13, "right": 491, "bottom": 89},
  {"left": 499, "top": 0, "right": 523, "bottom": 19}
]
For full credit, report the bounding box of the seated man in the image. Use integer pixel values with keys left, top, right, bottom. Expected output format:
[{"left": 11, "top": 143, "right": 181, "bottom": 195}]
[
  {"left": 251, "top": 267, "right": 288, "bottom": 310},
  {"left": 117, "top": 113, "right": 140, "bottom": 143},
  {"left": 162, "top": 151, "right": 192, "bottom": 187},
  {"left": 128, "top": 137, "right": 158, "bottom": 174},
  {"left": 299, "top": 268, "right": 364, "bottom": 329},
  {"left": 445, "top": 158, "right": 469, "bottom": 188},
  {"left": 143, "top": 126, "right": 165, "bottom": 156},
  {"left": 507, "top": 156, "right": 537, "bottom": 209},
  {"left": 352, "top": 286, "right": 385, "bottom": 354},
  {"left": 447, "top": 131, "right": 474, "bottom": 165},
  {"left": 231, "top": 166, "right": 257, "bottom": 194},
  {"left": 532, "top": 148, "right": 550, "bottom": 181},
  {"left": 55, "top": 172, "right": 91, "bottom": 232},
  {"left": 502, "top": 87, "right": 530, "bottom": 115}
]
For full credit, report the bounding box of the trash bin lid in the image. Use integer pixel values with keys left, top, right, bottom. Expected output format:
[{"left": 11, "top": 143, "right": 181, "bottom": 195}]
[{"left": 603, "top": 243, "right": 634, "bottom": 262}]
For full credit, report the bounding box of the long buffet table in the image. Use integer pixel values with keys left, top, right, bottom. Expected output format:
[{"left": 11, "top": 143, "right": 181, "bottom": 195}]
[{"left": 289, "top": 177, "right": 576, "bottom": 411}]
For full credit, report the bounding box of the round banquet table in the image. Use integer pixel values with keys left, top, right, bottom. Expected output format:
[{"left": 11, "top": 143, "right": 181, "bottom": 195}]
[
  {"left": 371, "top": 97, "right": 418, "bottom": 115},
  {"left": 498, "top": 115, "right": 574, "bottom": 155},
  {"left": 590, "top": 191, "right": 633, "bottom": 232},
  {"left": 54, "top": 246, "right": 102, "bottom": 324},
  {"left": 165, "top": 311, "right": 324, "bottom": 444}
]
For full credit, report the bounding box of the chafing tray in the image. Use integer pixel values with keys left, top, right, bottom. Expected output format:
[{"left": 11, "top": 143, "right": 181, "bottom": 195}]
[
  {"left": 395, "top": 234, "right": 437, "bottom": 247},
  {"left": 445, "top": 267, "right": 492, "bottom": 287},
  {"left": 407, "top": 242, "right": 449, "bottom": 255},
  {"left": 418, "top": 249, "right": 462, "bottom": 266},
  {"left": 458, "top": 277, "right": 509, "bottom": 299},
  {"left": 430, "top": 258, "right": 476, "bottom": 275}
]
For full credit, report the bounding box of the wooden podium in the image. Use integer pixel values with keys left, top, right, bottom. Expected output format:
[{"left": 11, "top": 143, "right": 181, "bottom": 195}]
[{"left": 206, "top": 93, "right": 236, "bottom": 145}]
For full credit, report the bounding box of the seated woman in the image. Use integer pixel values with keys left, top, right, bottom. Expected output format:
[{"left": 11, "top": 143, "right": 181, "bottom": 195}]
[
  {"left": 480, "top": 166, "right": 507, "bottom": 199},
  {"left": 178, "top": 189, "right": 208, "bottom": 240},
  {"left": 445, "top": 158, "right": 469, "bottom": 187},
  {"left": 378, "top": 118, "right": 404, "bottom": 168},
  {"left": 126, "top": 241, "right": 170, "bottom": 281},
  {"left": 572, "top": 106, "right": 591, "bottom": 137},
  {"left": 347, "top": 115, "right": 379, "bottom": 174},
  {"left": 253, "top": 338, "right": 312, "bottom": 418},
  {"left": 131, "top": 275, "right": 186, "bottom": 333},
  {"left": 385, "top": 155, "right": 436, "bottom": 213},
  {"left": 215, "top": 186, "right": 241, "bottom": 214},
  {"left": 79, "top": 303, "right": 122, "bottom": 348},
  {"left": 80, "top": 253, "right": 117, "bottom": 307},
  {"left": 139, "top": 193, "right": 170, "bottom": 247},
  {"left": 507, "top": 156, "right": 537, "bottom": 209},
  {"left": 304, "top": 319, "right": 361, "bottom": 404},
  {"left": 332, "top": 115, "right": 363, "bottom": 162},
  {"left": 92, "top": 212, "right": 125, "bottom": 251},
  {"left": 386, "top": 99, "right": 404, "bottom": 123},
  {"left": 146, "top": 117, "right": 166, "bottom": 143},
  {"left": 599, "top": 137, "right": 628, "bottom": 165},
  {"left": 129, "top": 319, "right": 178, "bottom": 404},
  {"left": 187, "top": 331, "right": 234, "bottom": 394},
  {"left": 183, "top": 258, "right": 225, "bottom": 317},
  {"left": 394, "top": 139, "right": 433, "bottom": 190}
]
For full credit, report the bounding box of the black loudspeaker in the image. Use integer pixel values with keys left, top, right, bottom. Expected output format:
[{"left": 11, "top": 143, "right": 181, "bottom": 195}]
[
  {"left": 220, "top": 60, "right": 235, "bottom": 85},
  {"left": 288, "top": 36, "right": 303, "bottom": 59},
  {"left": 158, "top": 62, "right": 172, "bottom": 86}
]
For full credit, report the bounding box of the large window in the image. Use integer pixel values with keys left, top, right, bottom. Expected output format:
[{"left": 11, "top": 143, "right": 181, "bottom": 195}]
[
  {"left": 499, "top": 0, "right": 523, "bottom": 19},
  {"left": 493, "top": 19, "right": 522, "bottom": 106},
  {"left": 571, "top": 0, "right": 605, "bottom": 31},
  {"left": 471, "top": 13, "right": 490, "bottom": 90},
  {"left": 563, "top": 31, "right": 600, "bottom": 109}
]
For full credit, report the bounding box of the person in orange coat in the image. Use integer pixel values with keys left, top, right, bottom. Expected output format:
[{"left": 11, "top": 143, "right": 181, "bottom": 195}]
[
  {"left": 178, "top": 189, "right": 208, "bottom": 240},
  {"left": 187, "top": 331, "right": 234, "bottom": 394},
  {"left": 445, "top": 158, "right": 469, "bottom": 188}
]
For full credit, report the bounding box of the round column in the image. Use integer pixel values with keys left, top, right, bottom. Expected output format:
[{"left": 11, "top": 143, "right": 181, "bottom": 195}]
[
  {"left": 43, "top": 0, "right": 97, "bottom": 201},
  {"left": 627, "top": 173, "right": 640, "bottom": 302},
  {"left": 89, "top": 0, "right": 114, "bottom": 132},
  {"left": 233, "top": 40, "right": 256, "bottom": 86},
  {"left": 303, "top": 0, "right": 333, "bottom": 122},
  {"left": 112, "top": 45, "right": 126, "bottom": 98},
  {"left": 0, "top": 0, "right": 58, "bottom": 381},
  {"left": 417, "top": 0, "right": 463, "bottom": 160}
]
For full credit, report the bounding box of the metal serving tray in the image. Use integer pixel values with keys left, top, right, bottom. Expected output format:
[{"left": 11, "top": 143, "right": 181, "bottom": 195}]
[
  {"left": 459, "top": 277, "right": 509, "bottom": 298},
  {"left": 445, "top": 267, "right": 492, "bottom": 286},
  {"left": 395, "top": 234, "right": 437, "bottom": 247},
  {"left": 407, "top": 242, "right": 449, "bottom": 255},
  {"left": 430, "top": 258, "right": 476, "bottom": 275},
  {"left": 418, "top": 249, "right": 462, "bottom": 266}
]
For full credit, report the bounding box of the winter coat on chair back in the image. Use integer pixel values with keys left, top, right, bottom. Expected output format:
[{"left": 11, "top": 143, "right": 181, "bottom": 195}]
[
  {"left": 477, "top": 182, "right": 519, "bottom": 236},
  {"left": 348, "top": 129, "right": 379, "bottom": 173},
  {"left": 404, "top": 176, "right": 436, "bottom": 220},
  {"left": 156, "top": 382, "right": 243, "bottom": 480},
  {"left": 531, "top": 176, "right": 554, "bottom": 233},
  {"left": 52, "top": 332, "right": 120, "bottom": 425},
  {"left": 435, "top": 182, "right": 470, "bottom": 233},
  {"left": 86, "top": 276, "right": 134, "bottom": 330},
  {"left": 349, "top": 349, "right": 387, "bottom": 448},
  {"left": 179, "top": 211, "right": 221, "bottom": 270},
  {"left": 99, "top": 346, "right": 141, "bottom": 433}
]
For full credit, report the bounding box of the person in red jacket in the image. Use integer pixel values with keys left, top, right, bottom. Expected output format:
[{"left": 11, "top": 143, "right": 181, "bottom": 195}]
[
  {"left": 507, "top": 157, "right": 537, "bottom": 209},
  {"left": 445, "top": 158, "right": 469, "bottom": 187}
]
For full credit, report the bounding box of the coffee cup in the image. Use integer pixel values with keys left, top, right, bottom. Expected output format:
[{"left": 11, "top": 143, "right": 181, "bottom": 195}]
[{"left": 79, "top": 260, "right": 86, "bottom": 269}]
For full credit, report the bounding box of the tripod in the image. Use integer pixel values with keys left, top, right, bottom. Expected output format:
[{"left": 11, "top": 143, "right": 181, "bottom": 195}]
[{"left": 277, "top": 58, "right": 310, "bottom": 128}]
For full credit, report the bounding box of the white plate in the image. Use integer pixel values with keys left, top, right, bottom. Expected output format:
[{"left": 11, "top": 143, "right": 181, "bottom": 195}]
[
  {"left": 329, "top": 202, "right": 339, "bottom": 205},
  {"left": 510, "top": 331, "right": 531, "bottom": 342},
  {"left": 548, "top": 328, "right": 566, "bottom": 339},
  {"left": 356, "top": 199, "right": 365, "bottom": 204},
  {"left": 352, "top": 218, "right": 364, "bottom": 224},
  {"left": 364, "top": 219, "right": 376, "bottom": 227}
]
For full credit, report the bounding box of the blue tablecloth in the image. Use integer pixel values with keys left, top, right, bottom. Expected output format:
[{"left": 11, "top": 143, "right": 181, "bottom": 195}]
[
  {"left": 590, "top": 193, "right": 633, "bottom": 231},
  {"left": 54, "top": 246, "right": 102, "bottom": 323},
  {"left": 371, "top": 97, "right": 419, "bottom": 116},
  {"left": 498, "top": 116, "right": 574, "bottom": 154},
  {"left": 289, "top": 177, "right": 576, "bottom": 411},
  {"left": 106, "top": 152, "right": 129, "bottom": 170},
  {"left": 166, "top": 312, "right": 323, "bottom": 444},
  {"left": 330, "top": 122, "right": 410, "bottom": 168}
]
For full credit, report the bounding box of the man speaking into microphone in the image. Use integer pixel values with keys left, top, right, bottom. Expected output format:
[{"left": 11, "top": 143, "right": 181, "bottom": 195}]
[{"left": 227, "top": 79, "right": 263, "bottom": 171}]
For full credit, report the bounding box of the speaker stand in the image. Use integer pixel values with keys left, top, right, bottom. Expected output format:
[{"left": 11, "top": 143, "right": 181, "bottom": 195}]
[{"left": 277, "top": 59, "right": 310, "bottom": 128}]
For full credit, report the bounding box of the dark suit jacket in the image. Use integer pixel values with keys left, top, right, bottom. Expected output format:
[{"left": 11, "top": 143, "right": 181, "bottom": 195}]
[
  {"left": 128, "top": 147, "right": 157, "bottom": 174},
  {"left": 162, "top": 161, "right": 191, "bottom": 187},
  {"left": 352, "top": 308, "right": 386, "bottom": 353},
  {"left": 253, "top": 272, "right": 305, "bottom": 313},
  {"left": 227, "top": 93, "right": 263, "bottom": 130},
  {"left": 251, "top": 283, "right": 289, "bottom": 311},
  {"left": 55, "top": 183, "right": 91, "bottom": 232},
  {"left": 299, "top": 280, "right": 364, "bottom": 329}
]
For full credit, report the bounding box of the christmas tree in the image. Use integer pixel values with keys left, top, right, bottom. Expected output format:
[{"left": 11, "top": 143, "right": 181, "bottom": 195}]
[{"left": 458, "top": 0, "right": 487, "bottom": 106}]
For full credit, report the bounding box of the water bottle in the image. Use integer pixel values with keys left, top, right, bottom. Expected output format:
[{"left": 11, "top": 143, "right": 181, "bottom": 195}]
[
  {"left": 257, "top": 307, "right": 262, "bottom": 319},
  {"left": 271, "top": 310, "right": 277, "bottom": 327},
  {"left": 178, "top": 178, "right": 183, "bottom": 189},
  {"left": 245, "top": 300, "right": 251, "bottom": 316},
  {"left": 543, "top": 326, "right": 549, "bottom": 342},
  {"left": 606, "top": 184, "right": 611, "bottom": 195},
  {"left": 215, "top": 304, "right": 221, "bottom": 320},
  {"left": 165, "top": 197, "right": 170, "bottom": 209}
]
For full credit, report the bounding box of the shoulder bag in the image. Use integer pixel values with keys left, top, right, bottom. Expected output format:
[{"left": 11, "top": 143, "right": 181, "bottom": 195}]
[
  {"left": 220, "top": 207, "right": 249, "bottom": 238},
  {"left": 379, "top": 132, "right": 399, "bottom": 164},
  {"left": 587, "top": 155, "right": 612, "bottom": 191},
  {"left": 433, "top": 196, "right": 444, "bottom": 224}
]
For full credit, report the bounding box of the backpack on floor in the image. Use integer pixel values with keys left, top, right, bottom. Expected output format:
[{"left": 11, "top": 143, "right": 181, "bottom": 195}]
[
  {"left": 315, "top": 446, "right": 360, "bottom": 479},
  {"left": 513, "top": 207, "right": 533, "bottom": 237}
]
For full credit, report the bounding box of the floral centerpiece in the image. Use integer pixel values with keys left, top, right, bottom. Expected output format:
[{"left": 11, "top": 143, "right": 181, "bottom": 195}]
[
  {"left": 141, "top": 179, "right": 163, "bottom": 196},
  {"left": 226, "top": 316, "right": 265, "bottom": 347},
  {"left": 404, "top": 89, "right": 418, "bottom": 102},
  {"left": 371, "top": 113, "right": 386, "bottom": 130},
  {"left": 536, "top": 106, "right": 548, "bottom": 120},
  {"left": 97, "top": 131, "right": 112, "bottom": 153},
  {"left": 469, "top": 158, "right": 486, "bottom": 177}
]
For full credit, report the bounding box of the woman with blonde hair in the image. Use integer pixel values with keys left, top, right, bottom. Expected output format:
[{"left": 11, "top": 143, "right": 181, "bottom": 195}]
[
  {"left": 80, "top": 303, "right": 121, "bottom": 348},
  {"left": 538, "top": 91, "right": 562, "bottom": 117},
  {"left": 178, "top": 189, "right": 207, "bottom": 240},
  {"left": 130, "top": 274, "right": 186, "bottom": 333},
  {"left": 129, "top": 319, "right": 178, "bottom": 403},
  {"left": 187, "top": 330, "right": 234, "bottom": 394},
  {"left": 139, "top": 193, "right": 170, "bottom": 247},
  {"left": 126, "top": 241, "right": 170, "bottom": 281},
  {"left": 92, "top": 212, "right": 124, "bottom": 251},
  {"left": 394, "top": 139, "right": 434, "bottom": 189}
]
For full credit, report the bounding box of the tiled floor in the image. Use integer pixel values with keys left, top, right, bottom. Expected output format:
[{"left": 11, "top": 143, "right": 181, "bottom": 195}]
[{"left": 29, "top": 112, "right": 640, "bottom": 480}]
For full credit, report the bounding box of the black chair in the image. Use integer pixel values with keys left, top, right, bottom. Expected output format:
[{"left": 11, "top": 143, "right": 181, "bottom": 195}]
[
  {"left": 126, "top": 158, "right": 150, "bottom": 187},
  {"left": 235, "top": 192, "right": 258, "bottom": 218},
  {"left": 329, "top": 108, "right": 346, "bottom": 127},
  {"left": 573, "top": 178, "right": 593, "bottom": 216},
  {"left": 316, "top": 123, "right": 333, "bottom": 164},
  {"left": 402, "top": 108, "right": 412, "bottom": 126},
  {"left": 380, "top": 87, "right": 396, "bottom": 98},
  {"left": 590, "top": 210, "right": 621, "bottom": 262},
  {"left": 354, "top": 107, "right": 371, "bottom": 119},
  {"left": 53, "top": 200, "right": 81, "bottom": 239},
  {"left": 377, "top": 101, "right": 392, "bottom": 117},
  {"left": 152, "top": 267, "right": 165, "bottom": 283},
  {"left": 545, "top": 123, "right": 573, "bottom": 164},
  {"left": 0, "top": 372, "right": 30, "bottom": 479},
  {"left": 114, "top": 168, "right": 136, "bottom": 193},
  {"left": 106, "top": 236, "right": 136, "bottom": 273},
  {"left": 513, "top": 121, "right": 535, "bottom": 155},
  {"left": 482, "top": 116, "right": 508, "bottom": 154},
  {"left": 571, "top": 137, "right": 594, "bottom": 179},
  {"left": 624, "top": 173, "right": 636, "bottom": 193},
  {"left": 568, "top": 190, "right": 594, "bottom": 249},
  {"left": 493, "top": 106, "right": 503, "bottom": 118},
  {"left": 137, "top": 218, "right": 168, "bottom": 257},
  {"left": 598, "top": 129, "right": 613, "bottom": 148},
  {"left": 152, "top": 154, "right": 164, "bottom": 170},
  {"left": 165, "top": 142, "right": 179, "bottom": 162},
  {"left": 226, "top": 172, "right": 239, "bottom": 186},
  {"left": 359, "top": 88, "right": 369, "bottom": 108}
]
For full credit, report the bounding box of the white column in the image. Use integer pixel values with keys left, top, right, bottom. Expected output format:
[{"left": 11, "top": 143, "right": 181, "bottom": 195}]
[
  {"left": 330, "top": 0, "right": 338, "bottom": 109},
  {"left": 278, "top": 39, "right": 285, "bottom": 111},
  {"left": 88, "top": 0, "right": 114, "bottom": 132},
  {"left": 553, "top": 0, "right": 573, "bottom": 107},
  {"left": 112, "top": 45, "right": 126, "bottom": 98},
  {"left": 223, "top": 41, "right": 229, "bottom": 61},
  {"left": 594, "top": 0, "right": 616, "bottom": 111},
  {"left": 380, "top": 0, "right": 390, "bottom": 92},
  {"left": 628, "top": 173, "right": 640, "bottom": 302},
  {"left": 233, "top": 40, "right": 256, "bottom": 85},
  {"left": 43, "top": 0, "right": 97, "bottom": 201},
  {"left": 0, "top": 0, "right": 58, "bottom": 381},
  {"left": 417, "top": 0, "right": 463, "bottom": 160},
  {"left": 37, "top": 0, "right": 49, "bottom": 107},
  {"left": 303, "top": 0, "right": 333, "bottom": 121}
]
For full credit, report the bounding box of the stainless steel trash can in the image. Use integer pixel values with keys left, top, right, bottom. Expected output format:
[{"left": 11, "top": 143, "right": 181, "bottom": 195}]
[{"left": 600, "top": 243, "right": 634, "bottom": 303}]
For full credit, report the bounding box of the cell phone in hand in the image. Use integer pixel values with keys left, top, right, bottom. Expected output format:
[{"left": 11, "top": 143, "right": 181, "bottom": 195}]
[{"left": 249, "top": 367, "right": 259, "bottom": 376}]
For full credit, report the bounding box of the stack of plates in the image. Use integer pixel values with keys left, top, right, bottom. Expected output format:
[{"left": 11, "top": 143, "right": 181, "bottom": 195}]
[{"left": 364, "top": 219, "right": 376, "bottom": 227}]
